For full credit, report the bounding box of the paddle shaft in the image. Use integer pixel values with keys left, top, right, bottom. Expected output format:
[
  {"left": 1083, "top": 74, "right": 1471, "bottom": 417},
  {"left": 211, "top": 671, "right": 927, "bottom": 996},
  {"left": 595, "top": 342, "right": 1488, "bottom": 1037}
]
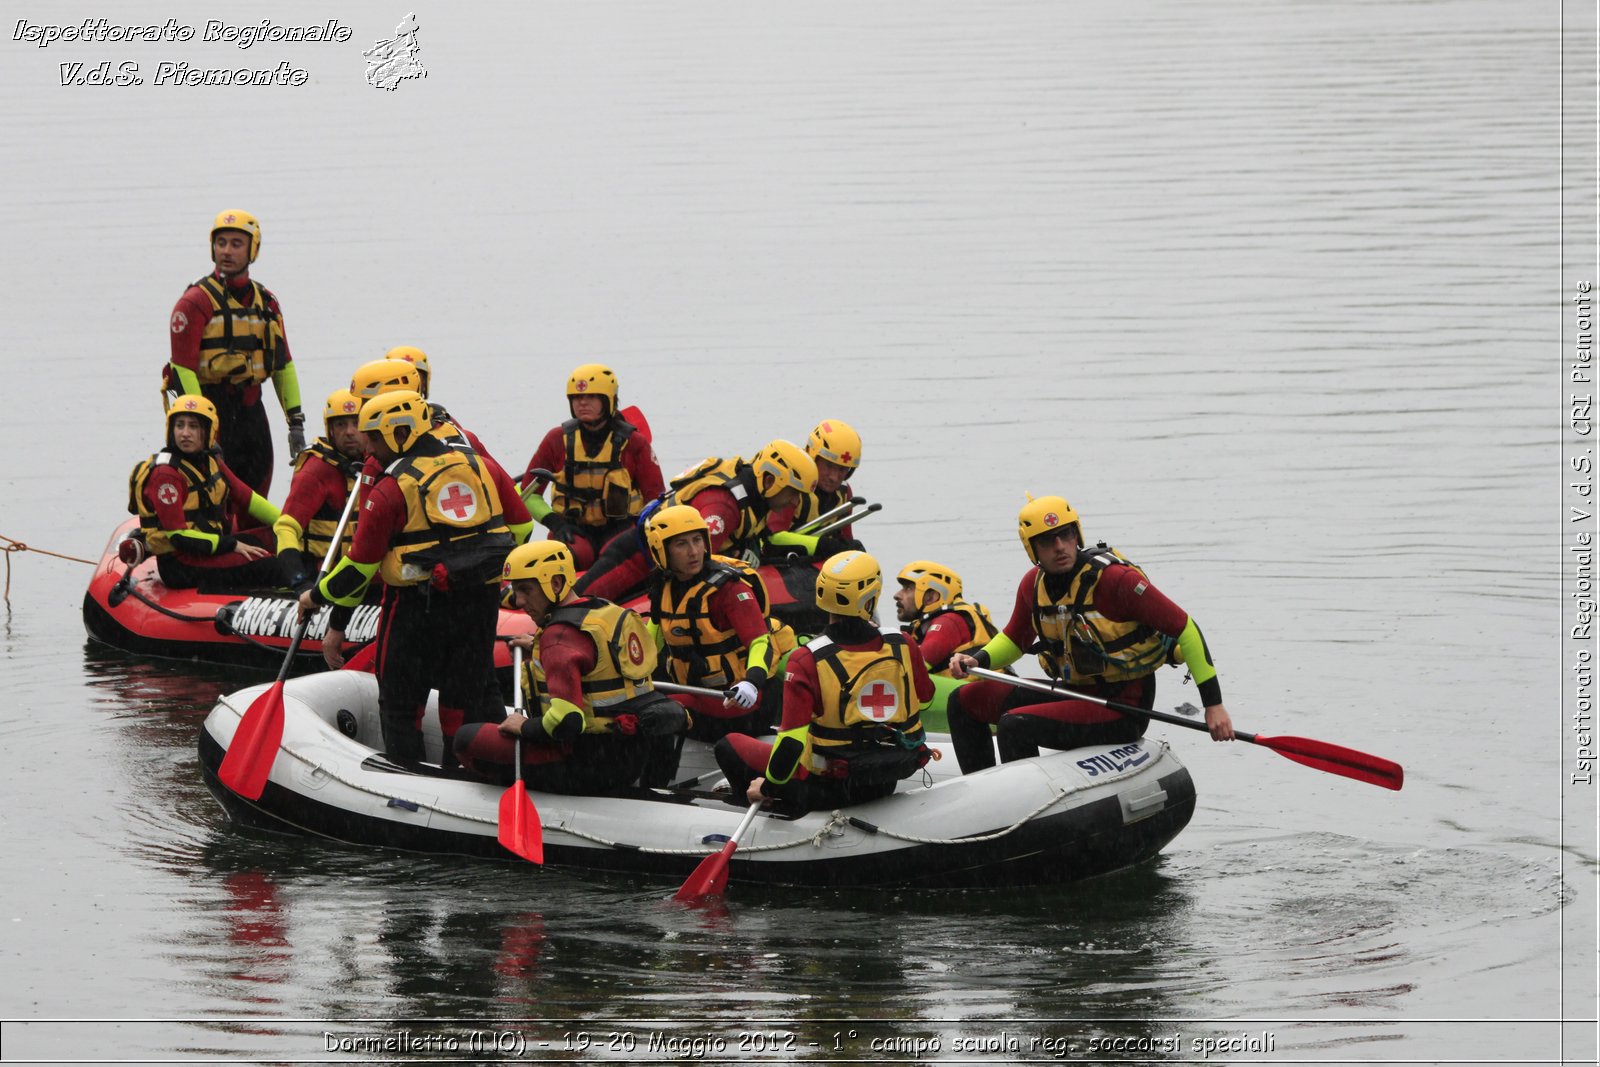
[
  {"left": 282, "top": 484, "right": 363, "bottom": 672},
  {"left": 808, "top": 502, "right": 882, "bottom": 539},
  {"left": 797, "top": 497, "right": 866, "bottom": 535},
  {"left": 969, "top": 668, "right": 1218, "bottom": 735},
  {"left": 968, "top": 667, "right": 1404, "bottom": 789},
  {"left": 511, "top": 645, "right": 526, "bottom": 787},
  {"left": 654, "top": 680, "right": 727, "bottom": 700}
]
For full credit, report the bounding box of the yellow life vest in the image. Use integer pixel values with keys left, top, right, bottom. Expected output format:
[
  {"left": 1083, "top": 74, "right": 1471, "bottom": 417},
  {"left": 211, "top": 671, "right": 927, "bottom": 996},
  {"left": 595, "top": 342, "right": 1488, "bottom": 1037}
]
[
  {"left": 550, "top": 418, "right": 645, "bottom": 527},
  {"left": 127, "top": 450, "right": 228, "bottom": 555},
  {"left": 804, "top": 631, "right": 922, "bottom": 755},
  {"left": 906, "top": 598, "right": 1001, "bottom": 674},
  {"left": 665, "top": 456, "right": 766, "bottom": 551},
  {"left": 649, "top": 555, "right": 797, "bottom": 688},
  {"left": 527, "top": 598, "right": 657, "bottom": 732},
  {"left": 377, "top": 436, "right": 514, "bottom": 587},
  {"left": 191, "top": 275, "right": 284, "bottom": 388},
  {"left": 291, "top": 439, "right": 359, "bottom": 562},
  {"left": 1031, "top": 545, "right": 1179, "bottom": 685}
]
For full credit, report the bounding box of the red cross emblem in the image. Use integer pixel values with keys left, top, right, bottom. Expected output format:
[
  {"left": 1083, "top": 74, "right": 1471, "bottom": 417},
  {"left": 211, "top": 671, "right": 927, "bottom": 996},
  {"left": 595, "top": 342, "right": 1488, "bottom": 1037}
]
[
  {"left": 170, "top": 311, "right": 187, "bottom": 334},
  {"left": 223, "top": 213, "right": 237, "bottom": 224},
  {"left": 182, "top": 399, "right": 201, "bottom": 412},
  {"left": 156, "top": 483, "right": 180, "bottom": 506},
  {"left": 839, "top": 450, "right": 854, "bottom": 464},
  {"left": 626, "top": 631, "right": 645, "bottom": 665},
  {"left": 575, "top": 380, "right": 588, "bottom": 392},
  {"left": 1043, "top": 512, "right": 1059, "bottom": 527},
  {"left": 437, "top": 482, "right": 478, "bottom": 521},
  {"left": 705, "top": 514, "right": 725, "bottom": 537},
  {"left": 858, "top": 680, "right": 898, "bottom": 722},
  {"left": 341, "top": 400, "right": 358, "bottom": 414}
]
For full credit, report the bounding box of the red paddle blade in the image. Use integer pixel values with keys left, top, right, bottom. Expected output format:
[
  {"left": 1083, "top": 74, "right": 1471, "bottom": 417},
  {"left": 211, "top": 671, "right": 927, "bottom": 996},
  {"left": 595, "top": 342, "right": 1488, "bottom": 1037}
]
[
  {"left": 1254, "top": 734, "right": 1404, "bottom": 791},
  {"left": 618, "top": 405, "right": 652, "bottom": 444},
  {"left": 674, "top": 840, "right": 737, "bottom": 902},
  {"left": 497, "top": 786, "right": 545, "bottom": 864},
  {"left": 217, "top": 683, "right": 287, "bottom": 801}
]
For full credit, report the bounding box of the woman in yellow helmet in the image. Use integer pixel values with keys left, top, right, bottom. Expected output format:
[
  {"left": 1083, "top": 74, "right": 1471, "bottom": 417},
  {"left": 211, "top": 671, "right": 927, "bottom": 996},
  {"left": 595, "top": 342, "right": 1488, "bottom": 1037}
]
[
  {"left": 944, "top": 496, "right": 1236, "bottom": 774},
  {"left": 128, "top": 395, "right": 284, "bottom": 590},
  {"left": 165, "top": 209, "right": 303, "bottom": 497},
  {"left": 713, "top": 551, "right": 936, "bottom": 814}
]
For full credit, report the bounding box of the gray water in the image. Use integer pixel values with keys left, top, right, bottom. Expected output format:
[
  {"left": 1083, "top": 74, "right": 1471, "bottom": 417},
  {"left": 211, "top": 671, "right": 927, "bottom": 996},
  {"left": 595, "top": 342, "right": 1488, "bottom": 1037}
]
[{"left": 1, "top": 2, "right": 1593, "bottom": 1063}]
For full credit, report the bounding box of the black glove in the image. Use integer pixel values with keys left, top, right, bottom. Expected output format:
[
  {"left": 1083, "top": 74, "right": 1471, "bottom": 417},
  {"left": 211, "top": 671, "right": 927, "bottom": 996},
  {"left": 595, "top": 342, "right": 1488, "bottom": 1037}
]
[
  {"left": 544, "top": 513, "right": 581, "bottom": 545},
  {"left": 278, "top": 548, "right": 308, "bottom": 589},
  {"left": 285, "top": 412, "right": 307, "bottom": 463},
  {"left": 815, "top": 534, "right": 865, "bottom": 558}
]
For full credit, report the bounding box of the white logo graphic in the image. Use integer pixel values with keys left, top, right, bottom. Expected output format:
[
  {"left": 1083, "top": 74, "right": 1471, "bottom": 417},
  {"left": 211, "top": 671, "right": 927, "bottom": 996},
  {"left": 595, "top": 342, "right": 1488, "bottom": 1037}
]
[
  {"left": 705, "top": 513, "right": 726, "bottom": 537},
  {"left": 364, "top": 13, "right": 426, "bottom": 91},
  {"left": 156, "top": 483, "right": 180, "bottom": 506},
  {"left": 858, "top": 680, "right": 899, "bottom": 722},
  {"left": 170, "top": 310, "right": 188, "bottom": 335},
  {"left": 435, "top": 481, "right": 479, "bottom": 522}
]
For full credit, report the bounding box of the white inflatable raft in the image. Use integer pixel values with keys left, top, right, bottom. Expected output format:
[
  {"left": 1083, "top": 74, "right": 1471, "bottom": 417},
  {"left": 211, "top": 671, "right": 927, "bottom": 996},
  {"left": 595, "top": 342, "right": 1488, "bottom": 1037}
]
[{"left": 198, "top": 671, "right": 1195, "bottom": 889}]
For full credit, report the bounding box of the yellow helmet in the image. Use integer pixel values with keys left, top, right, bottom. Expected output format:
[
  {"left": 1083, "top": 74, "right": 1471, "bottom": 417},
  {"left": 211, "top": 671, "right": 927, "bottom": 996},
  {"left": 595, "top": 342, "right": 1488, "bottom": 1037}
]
[
  {"left": 815, "top": 550, "right": 882, "bottom": 620},
  {"left": 384, "top": 346, "right": 431, "bottom": 397},
  {"left": 357, "top": 390, "right": 428, "bottom": 454},
  {"left": 566, "top": 363, "right": 618, "bottom": 417},
  {"left": 806, "top": 419, "right": 862, "bottom": 470},
  {"left": 166, "top": 394, "right": 220, "bottom": 448},
  {"left": 210, "top": 209, "right": 261, "bottom": 263},
  {"left": 1017, "top": 494, "right": 1082, "bottom": 563},
  {"left": 750, "top": 439, "right": 818, "bottom": 499},
  {"left": 644, "top": 504, "right": 710, "bottom": 570},
  {"left": 503, "top": 540, "right": 576, "bottom": 603},
  {"left": 896, "top": 560, "right": 963, "bottom": 614},
  {"left": 350, "top": 358, "right": 424, "bottom": 400},
  {"left": 322, "top": 388, "right": 362, "bottom": 426}
]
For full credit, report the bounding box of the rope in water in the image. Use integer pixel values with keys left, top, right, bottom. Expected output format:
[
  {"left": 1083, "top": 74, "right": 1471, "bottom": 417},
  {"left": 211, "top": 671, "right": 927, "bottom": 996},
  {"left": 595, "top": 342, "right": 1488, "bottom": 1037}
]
[{"left": 1, "top": 534, "right": 97, "bottom": 606}]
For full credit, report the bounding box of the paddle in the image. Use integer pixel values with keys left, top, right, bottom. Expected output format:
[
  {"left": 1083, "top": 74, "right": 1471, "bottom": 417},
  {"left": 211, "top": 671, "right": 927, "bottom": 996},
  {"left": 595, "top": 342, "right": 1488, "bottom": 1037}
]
[
  {"left": 218, "top": 485, "right": 361, "bottom": 800},
  {"left": 797, "top": 496, "right": 868, "bottom": 535},
  {"left": 808, "top": 502, "right": 882, "bottom": 539},
  {"left": 674, "top": 799, "right": 762, "bottom": 902},
  {"left": 967, "top": 667, "right": 1404, "bottom": 791},
  {"left": 497, "top": 645, "right": 544, "bottom": 863},
  {"left": 654, "top": 680, "right": 728, "bottom": 700}
]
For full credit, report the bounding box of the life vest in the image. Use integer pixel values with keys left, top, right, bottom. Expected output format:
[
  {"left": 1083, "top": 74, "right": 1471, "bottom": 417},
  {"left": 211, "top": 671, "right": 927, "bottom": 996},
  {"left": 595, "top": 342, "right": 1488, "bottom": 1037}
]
[
  {"left": 648, "top": 555, "right": 798, "bottom": 688},
  {"left": 804, "top": 631, "right": 922, "bottom": 756},
  {"left": 527, "top": 597, "right": 657, "bottom": 731},
  {"left": 551, "top": 418, "right": 645, "bottom": 527},
  {"left": 127, "top": 449, "right": 229, "bottom": 555},
  {"left": 377, "top": 435, "right": 514, "bottom": 587},
  {"left": 906, "top": 598, "right": 1001, "bottom": 674},
  {"left": 292, "top": 439, "right": 360, "bottom": 561},
  {"left": 664, "top": 457, "right": 767, "bottom": 552},
  {"left": 1031, "top": 544, "right": 1179, "bottom": 685},
  {"left": 190, "top": 274, "right": 284, "bottom": 388}
]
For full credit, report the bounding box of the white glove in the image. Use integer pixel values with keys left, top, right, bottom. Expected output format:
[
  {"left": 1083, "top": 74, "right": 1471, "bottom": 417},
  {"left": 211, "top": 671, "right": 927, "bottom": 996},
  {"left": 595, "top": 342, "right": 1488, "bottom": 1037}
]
[{"left": 725, "top": 680, "right": 760, "bottom": 710}]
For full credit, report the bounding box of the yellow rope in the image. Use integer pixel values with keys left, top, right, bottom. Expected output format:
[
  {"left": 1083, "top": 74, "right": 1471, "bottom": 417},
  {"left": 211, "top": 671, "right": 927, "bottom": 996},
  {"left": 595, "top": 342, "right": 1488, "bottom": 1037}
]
[{"left": 1, "top": 534, "right": 97, "bottom": 607}]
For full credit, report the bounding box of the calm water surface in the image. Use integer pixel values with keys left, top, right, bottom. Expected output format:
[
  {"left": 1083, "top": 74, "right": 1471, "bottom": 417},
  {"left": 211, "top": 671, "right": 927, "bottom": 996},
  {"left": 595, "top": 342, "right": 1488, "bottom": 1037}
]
[{"left": 0, "top": 2, "right": 1591, "bottom": 1063}]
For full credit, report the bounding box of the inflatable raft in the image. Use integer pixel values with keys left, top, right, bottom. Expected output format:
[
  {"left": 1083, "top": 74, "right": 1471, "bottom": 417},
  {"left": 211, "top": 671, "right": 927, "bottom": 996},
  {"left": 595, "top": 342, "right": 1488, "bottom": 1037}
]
[
  {"left": 198, "top": 671, "right": 1196, "bottom": 889},
  {"left": 83, "top": 520, "right": 828, "bottom": 670}
]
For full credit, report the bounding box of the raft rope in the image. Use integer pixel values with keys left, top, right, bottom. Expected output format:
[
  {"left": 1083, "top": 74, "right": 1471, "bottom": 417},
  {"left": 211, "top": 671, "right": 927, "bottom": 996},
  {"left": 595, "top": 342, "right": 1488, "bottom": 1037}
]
[
  {"left": 241, "top": 697, "right": 1154, "bottom": 858},
  {"left": 1, "top": 534, "right": 96, "bottom": 606}
]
